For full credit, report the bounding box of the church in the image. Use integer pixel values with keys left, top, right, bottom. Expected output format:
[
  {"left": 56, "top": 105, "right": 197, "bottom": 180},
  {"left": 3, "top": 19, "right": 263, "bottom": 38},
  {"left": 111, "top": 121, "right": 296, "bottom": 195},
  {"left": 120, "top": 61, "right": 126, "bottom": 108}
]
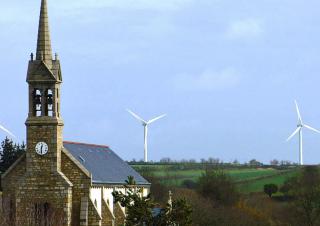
[{"left": 0, "top": 0, "right": 150, "bottom": 225}]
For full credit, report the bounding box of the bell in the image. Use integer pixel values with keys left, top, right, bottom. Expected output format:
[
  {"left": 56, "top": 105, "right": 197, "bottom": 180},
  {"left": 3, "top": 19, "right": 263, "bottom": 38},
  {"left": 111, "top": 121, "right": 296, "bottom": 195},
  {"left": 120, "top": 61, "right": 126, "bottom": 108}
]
[
  {"left": 47, "top": 94, "right": 53, "bottom": 105},
  {"left": 35, "top": 94, "right": 42, "bottom": 105}
]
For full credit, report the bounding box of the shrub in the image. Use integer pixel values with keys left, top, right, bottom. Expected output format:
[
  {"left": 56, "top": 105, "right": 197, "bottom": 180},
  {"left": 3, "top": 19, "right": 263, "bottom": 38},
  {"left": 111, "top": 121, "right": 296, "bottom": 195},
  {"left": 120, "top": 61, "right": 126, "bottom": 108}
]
[{"left": 263, "top": 184, "right": 278, "bottom": 198}]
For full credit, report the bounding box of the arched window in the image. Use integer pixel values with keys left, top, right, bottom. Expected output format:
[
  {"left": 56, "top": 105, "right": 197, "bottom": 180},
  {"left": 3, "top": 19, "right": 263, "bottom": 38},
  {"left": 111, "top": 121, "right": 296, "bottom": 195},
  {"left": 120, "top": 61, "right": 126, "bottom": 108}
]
[
  {"left": 33, "top": 89, "right": 42, "bottom": 117},
  {"left": 34, "top": 202, "right": 51, "bottom": 226},
  {"left": 46, "top": 89, "right": 53, "bottom": 117}
]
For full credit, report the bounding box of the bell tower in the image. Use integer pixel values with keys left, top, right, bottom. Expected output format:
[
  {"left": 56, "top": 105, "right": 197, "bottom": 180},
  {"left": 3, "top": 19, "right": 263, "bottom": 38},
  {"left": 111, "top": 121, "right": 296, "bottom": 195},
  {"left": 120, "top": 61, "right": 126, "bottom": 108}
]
[{"left": 25, "top": 0, "right": 63, "bottom": 173}]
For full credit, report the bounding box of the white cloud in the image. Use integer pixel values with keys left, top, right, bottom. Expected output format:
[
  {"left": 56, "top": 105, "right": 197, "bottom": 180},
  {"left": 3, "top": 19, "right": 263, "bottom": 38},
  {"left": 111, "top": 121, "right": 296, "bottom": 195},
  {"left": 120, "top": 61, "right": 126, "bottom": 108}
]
[
  {"left": 173, "top": 68, "right": 239, "bottom": 92},
  {"left": 226, "top": 18, "right": 264, "bottom": 39}
]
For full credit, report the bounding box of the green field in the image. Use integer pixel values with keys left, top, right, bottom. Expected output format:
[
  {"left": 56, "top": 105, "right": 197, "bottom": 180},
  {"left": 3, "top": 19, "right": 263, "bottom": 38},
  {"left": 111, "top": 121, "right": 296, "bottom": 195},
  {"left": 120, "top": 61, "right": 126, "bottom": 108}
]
[
  {"left": 237, "top": 170, "right": 297, "bottom": 193},
  {"left": 131, "top": 164, "right": 297, "bottom": 193}
]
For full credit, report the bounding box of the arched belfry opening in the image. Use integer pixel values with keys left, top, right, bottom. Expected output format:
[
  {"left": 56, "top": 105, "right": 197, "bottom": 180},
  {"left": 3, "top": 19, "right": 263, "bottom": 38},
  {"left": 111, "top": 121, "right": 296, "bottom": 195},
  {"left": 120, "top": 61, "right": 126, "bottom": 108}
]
[
  {"left": 45, "top": 89, "right": 53, "bottom": 117},
  {"left": 31, "top": 87, "right": 58, "bottom": 117},
  {"left": 33, "top": 88, "right": 42, "bottom": 117}
]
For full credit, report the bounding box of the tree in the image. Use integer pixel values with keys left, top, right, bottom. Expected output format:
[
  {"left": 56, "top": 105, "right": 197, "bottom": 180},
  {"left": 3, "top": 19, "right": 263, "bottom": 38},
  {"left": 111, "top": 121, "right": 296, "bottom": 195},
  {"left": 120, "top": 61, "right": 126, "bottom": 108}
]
[
  {"left": 164, "top": 198, "right": 192, "bottom": 226},
  {"left": 197, "top": 168, "right": 239, "bottom": 206},
  {"left": 288, "top": 166, "right": 320, "bottom": 226},
  {"left": 0, "top": 137, "right": 25, "bottom": 173},
  {"left": 160, "top": 157, "right": 172, "bottom": 163},
  {"left": 270, "top": 159, "right": 279, "bottom": 166},
  {"left": 248, "top": 159, "right": 263, "bottom": 167},
  {"left": 263, "top": 184, "right": 278, "bottom": 198},
  {"left": 279, "top": 177, "right": 295, "bottom": 197},
  {"left": 112, "top": 176, "right": 192, "bottom": 226},
  {"left": 182, "top": 179, "right": 197, "bottom": 189}
]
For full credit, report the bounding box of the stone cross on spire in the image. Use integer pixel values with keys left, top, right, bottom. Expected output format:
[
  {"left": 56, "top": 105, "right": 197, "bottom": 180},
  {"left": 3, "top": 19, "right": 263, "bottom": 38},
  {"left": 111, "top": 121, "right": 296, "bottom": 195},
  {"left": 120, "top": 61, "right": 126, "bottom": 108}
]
[{"left": 36, "top": 0, "right": 52, "bottom": 62}]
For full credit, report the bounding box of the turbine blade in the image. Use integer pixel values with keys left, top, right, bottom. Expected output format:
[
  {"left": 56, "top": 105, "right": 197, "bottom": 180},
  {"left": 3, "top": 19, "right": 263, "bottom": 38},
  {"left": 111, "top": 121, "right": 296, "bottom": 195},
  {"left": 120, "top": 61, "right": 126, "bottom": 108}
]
[
  {"left": 0, "top": 124, "right": 16, "bottom": 138},
  {"left": 304, "top": 124, "right": 320, "bottom": 134},
  {"left": 295, "top": 100, "right": 302, "bottom": 123},
  {"left": 286, "top": 127, "right": 300, "bottom": 142},
  {"left": 126, "top": 109, "right": 147, "bottom": 124},
  {"left": 147, "top": 114, "right": 167, "bottom": 124}
]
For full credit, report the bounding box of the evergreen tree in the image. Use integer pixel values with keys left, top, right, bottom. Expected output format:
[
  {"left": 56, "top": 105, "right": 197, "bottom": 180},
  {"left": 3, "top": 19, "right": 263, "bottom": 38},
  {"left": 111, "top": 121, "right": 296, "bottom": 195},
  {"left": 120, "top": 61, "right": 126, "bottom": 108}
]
[
  {"left": 112, "top": 176, "right": 192, "bottom": 226},
  {"left": 0, "top": 137, "right": 25, "bottom": 173}
]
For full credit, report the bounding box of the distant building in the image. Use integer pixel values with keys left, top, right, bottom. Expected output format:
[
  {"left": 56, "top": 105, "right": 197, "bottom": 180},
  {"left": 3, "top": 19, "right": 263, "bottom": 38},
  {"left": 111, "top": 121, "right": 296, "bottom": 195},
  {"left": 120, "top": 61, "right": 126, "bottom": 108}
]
[{"left": 0, "top": 0, "right": 150, "bottom": 225}]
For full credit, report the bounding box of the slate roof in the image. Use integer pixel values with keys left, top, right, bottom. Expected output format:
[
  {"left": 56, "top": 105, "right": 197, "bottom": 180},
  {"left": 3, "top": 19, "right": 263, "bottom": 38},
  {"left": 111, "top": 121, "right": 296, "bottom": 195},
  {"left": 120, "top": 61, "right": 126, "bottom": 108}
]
[{"left": 63, "top": 141, "right": 150, "bottom": 186}]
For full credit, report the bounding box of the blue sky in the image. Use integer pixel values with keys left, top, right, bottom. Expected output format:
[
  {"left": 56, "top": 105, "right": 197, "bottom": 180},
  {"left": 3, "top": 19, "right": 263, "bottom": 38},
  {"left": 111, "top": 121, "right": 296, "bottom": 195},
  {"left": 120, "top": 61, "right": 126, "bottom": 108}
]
[{"left": 1, "top": 0, "right": 320, "bottom": 164}]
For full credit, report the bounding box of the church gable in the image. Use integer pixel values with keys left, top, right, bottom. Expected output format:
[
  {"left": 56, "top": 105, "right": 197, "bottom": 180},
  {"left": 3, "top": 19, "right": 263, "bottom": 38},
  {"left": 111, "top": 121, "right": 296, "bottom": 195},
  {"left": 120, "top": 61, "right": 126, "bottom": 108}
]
[
  {"left": 1, "top": 154, "right": 26, "bottom": 190},
  {"left": 27, "top": 61, "right": 57, "bottom": 82}
]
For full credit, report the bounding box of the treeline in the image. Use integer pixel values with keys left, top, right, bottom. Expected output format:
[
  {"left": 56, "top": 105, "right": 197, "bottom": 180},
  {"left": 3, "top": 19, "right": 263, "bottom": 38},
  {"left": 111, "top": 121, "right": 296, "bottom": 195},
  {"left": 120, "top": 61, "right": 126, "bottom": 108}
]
[
  {"left": 130, "top": 161, "right": 296, "bottom": 173},
  {"left": 130, "top": 157, "right": 297, "bottom": 168}
]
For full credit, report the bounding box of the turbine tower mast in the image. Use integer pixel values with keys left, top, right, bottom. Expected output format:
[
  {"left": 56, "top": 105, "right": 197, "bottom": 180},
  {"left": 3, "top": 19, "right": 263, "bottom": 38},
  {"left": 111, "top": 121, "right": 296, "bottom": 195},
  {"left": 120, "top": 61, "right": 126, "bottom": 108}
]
[
  {"left": 299, "top": 128, "right": 303, "bottom": 165},
  {"left": 127, "top": 109, "right": 166, "bottom": 162}
]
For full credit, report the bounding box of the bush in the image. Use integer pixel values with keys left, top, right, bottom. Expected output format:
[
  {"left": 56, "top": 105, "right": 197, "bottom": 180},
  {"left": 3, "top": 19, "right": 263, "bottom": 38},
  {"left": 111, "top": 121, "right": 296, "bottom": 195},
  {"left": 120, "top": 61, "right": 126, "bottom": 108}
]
[
  {"left": 197, "top": 168, "right": 239, "bottom": 206},
  {"left": 181, "top": 179, "right": 197, "bottom": 189},
  {"left": 263, "top": 184, "right": 278, "bottom": 198}
]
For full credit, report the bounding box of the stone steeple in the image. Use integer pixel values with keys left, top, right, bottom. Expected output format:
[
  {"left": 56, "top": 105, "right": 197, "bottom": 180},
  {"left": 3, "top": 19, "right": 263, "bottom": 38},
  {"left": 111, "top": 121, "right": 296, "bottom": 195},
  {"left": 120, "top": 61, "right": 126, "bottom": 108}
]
[{"left": 36, "top": 0, "right": 52, "bottom": 62}]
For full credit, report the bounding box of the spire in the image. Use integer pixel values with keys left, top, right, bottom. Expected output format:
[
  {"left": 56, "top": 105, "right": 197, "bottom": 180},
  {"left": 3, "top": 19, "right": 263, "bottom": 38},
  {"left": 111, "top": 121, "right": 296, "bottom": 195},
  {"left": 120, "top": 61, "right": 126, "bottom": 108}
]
[{"left": 36, "top": 0, "right": 52, "bottom": 62}]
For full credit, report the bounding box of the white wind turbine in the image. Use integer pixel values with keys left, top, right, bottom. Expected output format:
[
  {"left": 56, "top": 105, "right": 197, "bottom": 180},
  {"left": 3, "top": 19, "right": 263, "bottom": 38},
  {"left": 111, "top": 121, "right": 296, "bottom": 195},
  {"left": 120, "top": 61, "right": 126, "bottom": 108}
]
[
  {"left": 0, "top": 122, "right": 16, "bottom": 138},
  {"left": 286, "top": 100, "right": 320, "bottom": 165},
  {"left": 127, "top": 109, "right": 166, "bottom": 162}
]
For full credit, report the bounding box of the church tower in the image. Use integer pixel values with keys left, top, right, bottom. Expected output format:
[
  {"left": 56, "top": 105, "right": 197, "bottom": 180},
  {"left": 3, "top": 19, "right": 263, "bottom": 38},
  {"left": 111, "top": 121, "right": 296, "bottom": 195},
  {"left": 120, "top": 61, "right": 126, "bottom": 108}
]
[
  {"left": 26, "top": 0, "right": 63, "bottom": 173},
  {"left": 12, "top": 0, "right": 73, "bottom": 224}
]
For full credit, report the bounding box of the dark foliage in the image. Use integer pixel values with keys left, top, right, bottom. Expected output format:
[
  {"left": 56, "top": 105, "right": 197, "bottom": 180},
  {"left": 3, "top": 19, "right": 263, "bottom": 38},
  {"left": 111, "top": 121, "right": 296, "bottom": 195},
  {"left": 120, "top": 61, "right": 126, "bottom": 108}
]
[
  {"left": 112, "top": 176, "right": 192, "bottom": 226},
  {"left": 263, "top": 184, "right": 278, "bottom": 198},
  {"left": 0, "top": 137, "right": 25, "bottom": 173},
  {"left": 181, "top": 179, "right": 197, "bottom": 189},
  {"left": 286, "top": 166, "right": 320, "bottom": 226},
  {"left": 197, "top": 168, "right": 239, "bottom": 206}
]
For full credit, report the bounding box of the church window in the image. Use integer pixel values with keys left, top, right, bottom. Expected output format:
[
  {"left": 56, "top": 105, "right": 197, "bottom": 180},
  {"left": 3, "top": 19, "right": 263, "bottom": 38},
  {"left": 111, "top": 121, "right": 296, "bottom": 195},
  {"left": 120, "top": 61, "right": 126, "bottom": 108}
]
[
  {"left": 34, "top": 202, "right": 51, "bottom": 226},
  {"left": 33, "top": 89, "right": 42, "bottom": 117},
  {"left": 94, "top": 199, "right": 98, "bottom": 207},
  {"left": 46, "top": 89, "right": 53, "bottom": 117}
]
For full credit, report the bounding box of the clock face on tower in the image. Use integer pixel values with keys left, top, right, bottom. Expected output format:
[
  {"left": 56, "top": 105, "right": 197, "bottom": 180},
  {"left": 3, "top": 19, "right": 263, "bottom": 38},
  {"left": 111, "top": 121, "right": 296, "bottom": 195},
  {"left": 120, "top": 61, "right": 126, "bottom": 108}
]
[{"left": 35, "top": 142, "right": 49, "bottom": 155}]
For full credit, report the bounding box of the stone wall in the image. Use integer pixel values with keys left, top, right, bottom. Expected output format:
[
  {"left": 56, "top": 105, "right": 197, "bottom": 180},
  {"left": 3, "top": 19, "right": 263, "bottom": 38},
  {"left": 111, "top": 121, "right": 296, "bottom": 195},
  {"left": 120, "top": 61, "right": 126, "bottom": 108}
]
[
  {"left": 14, "top": 171, "right": 73, "bottom": 226},
  {"left": 114, "top": 202, "right": 125, "bottom": 226},
  {"left": 61, "top": 149, "right": 91, "bottom": 226},
  {"left": 1, "top": 155, "right": 27, "bottom": 224},
  {"left": 101, "top": 198, "right": 115, "bottom": 226},
  {"left": 88, "top": 198, "right": 102, "bottom": 226},
  {"left": 0, "top": 191, "right": 2, "bottom": 213}
]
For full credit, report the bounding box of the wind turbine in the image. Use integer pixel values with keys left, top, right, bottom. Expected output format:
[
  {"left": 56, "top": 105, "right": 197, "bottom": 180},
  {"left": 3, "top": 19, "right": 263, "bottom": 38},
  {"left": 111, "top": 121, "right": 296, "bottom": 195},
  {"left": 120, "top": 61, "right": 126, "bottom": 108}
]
[
  {"left": 286, "top": 100, "right": 320, "bottom": 165},
  {"left": 127, "top": 109, "right": 166, "bottom": 162},
  {"left": 0, "top": 122, "right": 16, "bottom": 138}
]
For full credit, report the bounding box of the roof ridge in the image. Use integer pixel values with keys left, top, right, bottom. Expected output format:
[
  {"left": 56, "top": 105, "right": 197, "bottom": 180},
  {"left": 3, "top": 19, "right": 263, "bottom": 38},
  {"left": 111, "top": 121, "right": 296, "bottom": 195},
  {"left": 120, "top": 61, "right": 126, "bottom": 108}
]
[{"left": 63, "top": 141, "right": 109, "bottom": 148}]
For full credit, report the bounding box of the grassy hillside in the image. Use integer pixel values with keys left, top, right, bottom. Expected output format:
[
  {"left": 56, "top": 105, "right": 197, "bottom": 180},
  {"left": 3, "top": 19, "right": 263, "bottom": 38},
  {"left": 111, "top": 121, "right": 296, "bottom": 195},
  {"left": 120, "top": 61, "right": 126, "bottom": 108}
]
[{"left": 131, "top": 164, "right": 297, "bottom": 193}]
